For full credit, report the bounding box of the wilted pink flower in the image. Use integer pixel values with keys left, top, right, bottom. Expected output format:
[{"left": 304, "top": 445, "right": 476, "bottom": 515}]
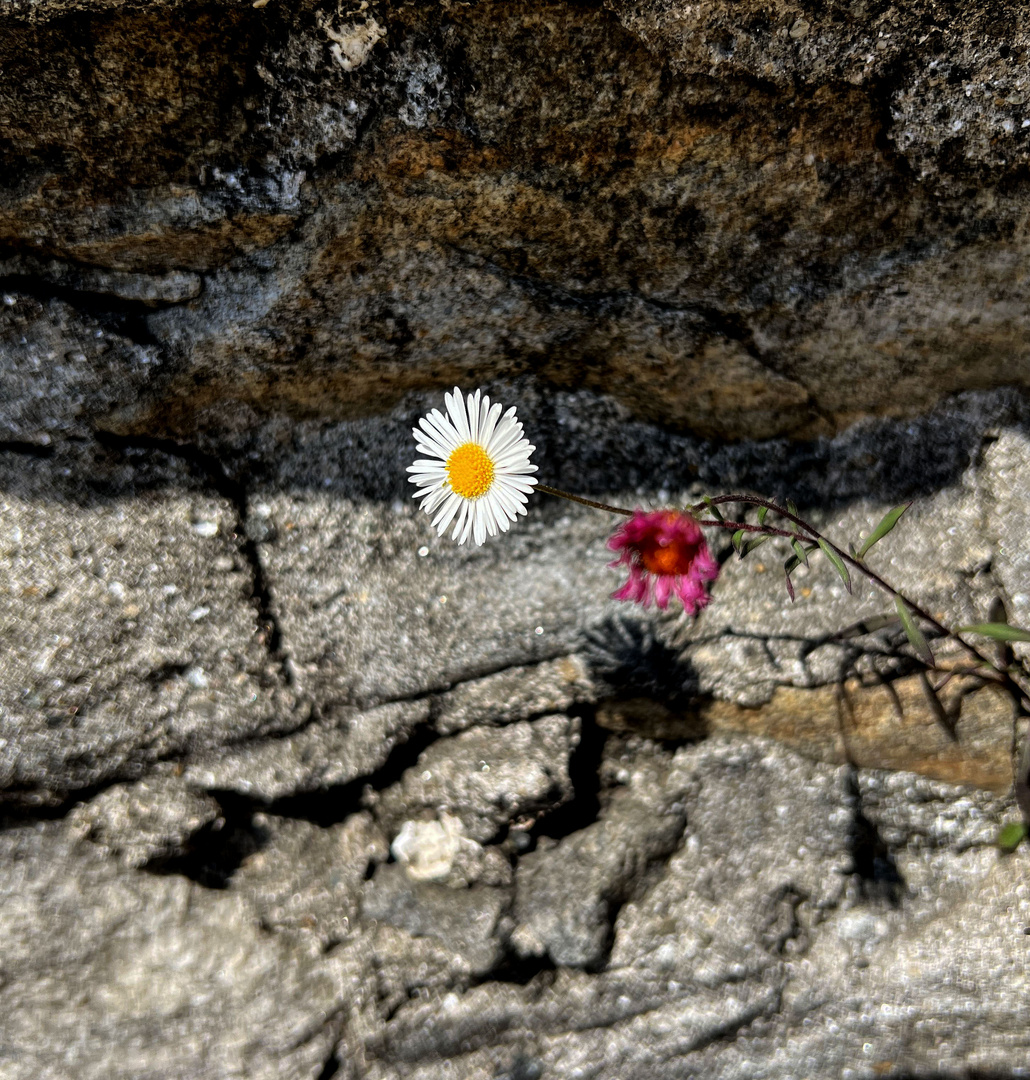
[{"left": 607, "top": 510, "right": 719, "bottom": 612}]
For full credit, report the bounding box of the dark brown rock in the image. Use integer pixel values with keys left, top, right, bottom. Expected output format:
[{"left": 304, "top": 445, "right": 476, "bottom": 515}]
[{"left": 3, "top": 0, "right": 1030, "bottom": 446}]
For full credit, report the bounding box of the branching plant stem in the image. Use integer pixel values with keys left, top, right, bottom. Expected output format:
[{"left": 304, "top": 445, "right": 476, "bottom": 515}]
[
  {"left": 538, "top": 482, "right": 1030, "bottom": 820},
  {"left": 539, "top": 484, "right": 1028, "bottom": 696},
  {"left": 693, "top": 494, "right": 979, "bottom": 659}
]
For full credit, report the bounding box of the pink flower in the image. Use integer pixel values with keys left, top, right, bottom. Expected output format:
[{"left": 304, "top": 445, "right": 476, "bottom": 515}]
[{"left": 607, "top": 510, "right": 719, "bottom": 612}]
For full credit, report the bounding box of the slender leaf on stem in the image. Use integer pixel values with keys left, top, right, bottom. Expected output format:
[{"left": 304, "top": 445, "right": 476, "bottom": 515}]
[
  {"left": 817, "top": 539, "right": 852, "bottom": 594},
  {"left": 742, "top": 534, "right": 770, "bottom": 557},
  {"left": 918, "top": 670, "right": 955, "bottom": 739},
  {"left": 731, "top": 528, "right": 745, "bottom": 555},
  {"left": 856, "top": 503, "right": 911, "bottom": 559},
  {"left": 895, "top": 595, "right": 934, "bottom": 667},
  {"left": 791, "top": 537, "right": 809, "bottom": 567},
  {"left": 757, "top": 506, "right": 769, "bottom": 526},
  {"left": 955, "top": 623, "right": 1030, "bottom": 643},
  {"left": 784, "top": 552, "right": 801, "bottom": 602},
  {"left": 703, "top": 496, "right": 724, "bottom": 522},
  {"left": 786, "top": 499, "right": 799, "bottom": 517},
  {"left": 997, "top": 821, "right": 1028, "bottom": 854}
]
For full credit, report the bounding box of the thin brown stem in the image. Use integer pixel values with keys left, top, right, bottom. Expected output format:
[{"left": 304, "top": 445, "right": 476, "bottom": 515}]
[
  {"left": 541, "top": 483, "right": 1029, "bottom": 704},
  {"left": 697, "top": 518, "right": 797, "bottom": 540},
  {"left": 700, "top": 493, "right": 1030, "bottom": 818},
  {"left": 690, "top": 493, "right": 820, "bottom": 539},
  {"left": 695, "top": 493, "right": 1030, "bottom": 697},
  {"left": 535, "top": 483, "right": 635, "bottom": 517}
]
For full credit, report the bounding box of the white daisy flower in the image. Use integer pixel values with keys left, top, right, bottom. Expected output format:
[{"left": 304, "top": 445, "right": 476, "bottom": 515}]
[{"left": 407, "top": 387, "right": 538, "bottom": 545}]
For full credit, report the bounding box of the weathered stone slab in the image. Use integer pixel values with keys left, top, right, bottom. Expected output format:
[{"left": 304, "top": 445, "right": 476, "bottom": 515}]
[{"left": 0, "top": 444, "right": 293, "bottom": 799}]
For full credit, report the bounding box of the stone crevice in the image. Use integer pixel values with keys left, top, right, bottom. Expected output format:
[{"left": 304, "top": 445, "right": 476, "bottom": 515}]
[
  {"left": 95, "top": 430, "right": 298, "bottom": 694},
  {"left": 0, "top": 273, "right": 170, "bottom": 349}
]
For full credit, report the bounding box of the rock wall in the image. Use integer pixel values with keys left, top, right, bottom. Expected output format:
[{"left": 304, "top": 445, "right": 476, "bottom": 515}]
[
  {"left": 4, "top": 0, "right": 1030, "bottom": 446},
  {"left": 3, "top": 1, "right": 1030, "bottom": 1078}
]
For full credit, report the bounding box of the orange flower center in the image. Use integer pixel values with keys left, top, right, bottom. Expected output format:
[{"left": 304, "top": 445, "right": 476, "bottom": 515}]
[
  {"left": 637, "top": 525, "right": 700, "bottom": 576},
  {"left": 446, "top": 442, "right": 495, "bottom": 499}
]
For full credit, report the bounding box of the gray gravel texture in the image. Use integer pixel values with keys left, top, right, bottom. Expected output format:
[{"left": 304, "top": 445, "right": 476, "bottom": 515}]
[{"left": 2, "top": 387, "right": 1030, "bottom": 1077}]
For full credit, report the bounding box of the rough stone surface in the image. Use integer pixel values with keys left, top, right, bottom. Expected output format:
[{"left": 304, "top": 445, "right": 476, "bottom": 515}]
[
  {"left": 0, "top": 293, "right": 160, "bottom": 443},
  {"left": 182, "top": 699, "right": 433, "bottom": 801},
  {"left": 3, "top": 398, "right": 1030, "bottom": 1079},
  {"left": 5, "top": 1, "right": 1030, "bottom": 1076},
  {"left": 511, "top": 739, "right": 688, "bottom": 969},
  {"left": 0, "top": 442, "right": 293, "bottom": 802},
  {"left": 361, "top": 863, "right": 508, "bottom": 978},
  {"left": 230, "top": 811, "right": 388, "bottom": 946},
  {"left": 248, "top": 482, "right": 614, "bottom": 709},
  {"left": 3, "top": 1, "right": 1030, "bottom": 445},
  {"left": 68, "top": 774, "right": 220, "bottom": 867},
  {"left": 374, "top": 714, "right": 578, "bottom": 844},
  {"left": 0, "top": 819, "right": 365, "bottom": 1080}
]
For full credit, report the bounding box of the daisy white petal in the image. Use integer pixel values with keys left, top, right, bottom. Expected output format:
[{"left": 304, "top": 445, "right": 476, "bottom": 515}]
[
  {"left": 455, "top": 504, "right": 473, "bottom": 545},
  {"left": 485, "top": 426, "right": 525, "bottom": 458},
  {"left": 467, "top": 389, "right": 483, "bottom": 442},
  {"left": 480, "top": 401, "right": 503, "bottom": 448},
  {"left": 421, "top": 486, "right": 452, "bottom": 515},
  {"left": 408, "top": 472, "right": 447, "bottom": 489},
  {"left": 417, "top": 415, "right": 453, "bottom": 443},
  {"left": 432, "top": 491, "right": 463, "bottom": 534},
  {"left": 490, "top": 482, "right": 524, "bottom": 516},
  {"left": 425, "top": 409, "right": 459, "bottom": 447},
  {"left": 481, "top": 498, "right": 500, "bottom": 537},
  {"left": 446, "top": 388, "right": 472, "bottom": 443},
  {"left": 450, "top": 500, "right": 470, "bottom": 541},
  {"left": 477, "top": 394, "right": 494, "bottom": 445},
  {"left": 494, "top": 448, "right": 537, "bottom": 469},
  {"left": 414, "top": 428, "right": 452, "bottom": 460}
]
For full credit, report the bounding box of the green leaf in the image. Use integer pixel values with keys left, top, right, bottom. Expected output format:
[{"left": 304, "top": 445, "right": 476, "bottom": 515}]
[
  {"left": 791, "top": 537, "right": 809, "bottom": 567},
  {"left": 786, "top": 499, "right": 799, "bottom": 518},
  {"left": 702, "top": 496, "right": 724, "bottom": 522},
  {"left": 783, "top": 551, "right": 803, "bottom": 602},
  {"left": 732, "top": 528, "right": 745, "bottom": 555},
  {"left": 856, "top": 503, "right": 911, "bottom": 559},
  {"left": 895, "top": 596, "right": 934, "bottom": 667},
  {"left": 817, "top": 539, "right": 852, "bottom": 594},
  {"left": 955, "top": 622, "right": 1030, "bottom": 643},
  {"left": 741, "top": 534, "right": 770, "bottom": 557},
  {"left": 997, "top": 821, "right": 1028, "bottom": 854},
  {"left": 918, "top": 670, "right": 954, "bottom": 739},
  {"left": 757, "top": 506, "right": 769, "bottom": 526},
  {"left": 848, "top": 541, "right": 859, "bottom": 560}
]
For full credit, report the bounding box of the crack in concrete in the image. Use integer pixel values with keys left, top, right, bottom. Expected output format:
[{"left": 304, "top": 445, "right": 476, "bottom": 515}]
[{"left": 95, "top": 431, "right": 298, "bottom": 696}]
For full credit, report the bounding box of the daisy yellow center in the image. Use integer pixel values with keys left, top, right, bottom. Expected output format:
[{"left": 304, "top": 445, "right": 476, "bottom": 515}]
[{"left": 446, "top": 442, "right": 495, "bottom": 499}]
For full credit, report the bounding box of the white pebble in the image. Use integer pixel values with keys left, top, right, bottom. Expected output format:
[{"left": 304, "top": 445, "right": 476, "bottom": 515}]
[{"left": 185, "top": 666, "right": 209, "bottom": 689}]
